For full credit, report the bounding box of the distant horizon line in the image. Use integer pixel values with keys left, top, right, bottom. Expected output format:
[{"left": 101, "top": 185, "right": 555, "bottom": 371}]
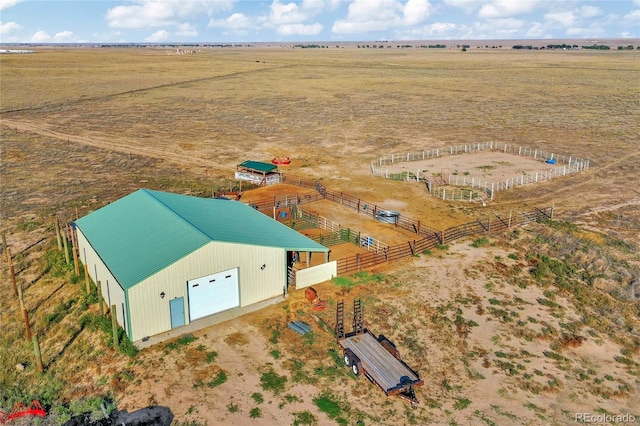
[{"left": 2, "top": 37, "right": 639, "bottom": 47}]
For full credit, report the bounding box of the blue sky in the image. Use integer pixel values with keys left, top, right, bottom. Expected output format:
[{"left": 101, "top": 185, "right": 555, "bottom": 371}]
[{"left": 1, "top": 0, "right": 639, "bottom": 43}]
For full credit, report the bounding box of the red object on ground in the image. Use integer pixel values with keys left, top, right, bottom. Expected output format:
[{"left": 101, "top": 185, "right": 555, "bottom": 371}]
[
  {"left": 0, "top": 400, "right": 46, "bottom": 423},
  {"left": 272, "top": 156, "right": 291, "bottom": 165}
]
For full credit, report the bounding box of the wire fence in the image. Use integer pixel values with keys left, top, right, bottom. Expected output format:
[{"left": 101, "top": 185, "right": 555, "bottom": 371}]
[{"left": 370, "top": 142, "right": 590, "bottom": 201}]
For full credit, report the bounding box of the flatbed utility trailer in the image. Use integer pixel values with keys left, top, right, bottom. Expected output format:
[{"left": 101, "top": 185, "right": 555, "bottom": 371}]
[{"left": 335, "top": 300, "right": 424, "bottom": 405}]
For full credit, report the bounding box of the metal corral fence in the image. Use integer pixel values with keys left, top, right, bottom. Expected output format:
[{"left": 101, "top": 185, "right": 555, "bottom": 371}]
[
  {"left": 293, "top": 208, "right": 390, "bottom": 252},
  {"left": 336, "top": 206, "right": 553, "bottom": 275},
  {"left": 249, "top": 174, "right": 553, "bottom": 276},
  {"left": 370, "top": 142, "right": 590, "bottom": 201}
]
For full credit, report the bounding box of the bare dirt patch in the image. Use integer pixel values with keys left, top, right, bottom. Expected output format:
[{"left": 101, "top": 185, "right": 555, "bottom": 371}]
[{"left": 378, "top": 150, "right": 563, "bottom": 183}]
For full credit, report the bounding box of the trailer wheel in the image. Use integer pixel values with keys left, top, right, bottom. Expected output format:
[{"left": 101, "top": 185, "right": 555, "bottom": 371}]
[
  {"left": 351, "top": 363, "right": 360, "bottom": 376},
  {"left": 343, "top": 354, "right": 351, "bottom": 367}
]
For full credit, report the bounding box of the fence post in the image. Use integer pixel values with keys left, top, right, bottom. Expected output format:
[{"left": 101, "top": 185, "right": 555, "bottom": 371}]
[
  {"left": 72, "top": 228, "right": 80, "bottom": 276},
  {"left": 84, "top": 257, "right": 91, "bottom": 294},
  {"left": 32, "top": 335, "right": 43, "bottom": 373},
  {"left": 62, "top": 224, "right": 70, "bottom": 264},
  {"left": 98, "top": 281, "right": 104, "bottom": 315},
  {"left": 111, "top": 305, "right": 119, "bottom": 351},
  {"left": 8, "top": 248, "right": 18, "bottom": 297},
  {"left": 53, "top": 218, "right": 62, "bottom": 251}
]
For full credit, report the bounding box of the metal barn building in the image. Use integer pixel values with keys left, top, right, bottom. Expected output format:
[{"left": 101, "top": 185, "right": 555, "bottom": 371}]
[{"left": 75, "top": 189, "right": 329, "bottom": 344}]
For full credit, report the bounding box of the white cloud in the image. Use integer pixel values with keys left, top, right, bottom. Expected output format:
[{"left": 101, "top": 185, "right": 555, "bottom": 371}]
[
  {"left": 332, "top": 0, "right": 434, "bottom": 34},
  {"left": 442, "top": 0, "right": 478, "bottom": 14},
  {"left": 277, "top": 22, "right": 323, "bottom": 35},
  {"left": 0, "top": 21, "right": 22, "bottom": 35},
  {"left": 526, "top": 21, "right": 547, "bottom": 38},
  {"left": 30, "top": 30, "right": 51, "bottom": 42},
  {"left": 209, "top": 12, "right": 260, "bottom": 30},
  {"left": 269, "top": 0, "right": 310, "bottom": 25},
  {"left": 176, "top": 22, "right": 198, "bottom": 36},
  {"left": 106, "top": 0, "right": 235, "bottom": 29},
  {"left": 478, "top": 0, "right": 539, "bottom": 19},
  {"left": 0, "top": 0, "right": 23, "bottom": 11},
  {"left": 544, "top": 11, "right": 576, "bottom": 27},
  {"left": 634, "top": 0, "right": 640, "bottom": 6},
  {"left": 403, "top": 0, "right": 432, "bottom": 26},
  {"left": 580, "top": 5, "right": 601, "bottom": 19},
  {"left": 624, "top": 9, "right": 640, "bottom": 22},
  {"left": 53, "top": 30, "right": 74, "bottom": 42},
  {"left": 144, "top": 29, "right": 170, "bottom": 42}
]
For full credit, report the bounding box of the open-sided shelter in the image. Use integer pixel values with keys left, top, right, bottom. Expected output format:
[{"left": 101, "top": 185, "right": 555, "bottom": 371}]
[
  {"left": 235, "top": 160, "right": 280, "bottom": 185},
  {"left": 75, "top": 189, "right": 329, "bottom": 344}
]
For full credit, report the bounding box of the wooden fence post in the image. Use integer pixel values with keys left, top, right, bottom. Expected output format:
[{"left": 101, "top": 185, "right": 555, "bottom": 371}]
[
  {"left": 84, "top": 260, "right": 91, "bottom": 294},
  {"left": 18, "top": 284, "right": 25, "bottom": 311},
  {"left": 23, "top": 308, "right": 32, "bottom": 340},
  {"left": 111, "top": 305, "right": 119, "bottom": 351},
  {"left": 72, "top": 228, "right": 80, "bottom": 276},
  {"left": 62, "top": 224, "right": 70, "bottom": 265},
  {"left": 8, "top": 248, "right": 18, "bottom": 297},
  {"left": 54, "top": 217, "right": 62, "bottom": 250},
  {"left": 32, "top": 335, "right": 43, "bottom": 373},
  {"left": 508, "top": 209, "right": 512, "bottom": 228},
  {"left": 17, "top": 284, "right": 32, "bottom": 340},
  {"left": 98, "top": 281, "right": 105, "bottom": 315}
]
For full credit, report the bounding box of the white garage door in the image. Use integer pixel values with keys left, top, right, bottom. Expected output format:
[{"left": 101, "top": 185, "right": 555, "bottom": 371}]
[{"left": 188, "top": 267, "right": 239, "bottom": 321}]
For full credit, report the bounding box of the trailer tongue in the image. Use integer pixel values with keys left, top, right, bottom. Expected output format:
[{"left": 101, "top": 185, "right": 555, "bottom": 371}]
[{"left": 335, "top": 299, "right": 423, "bottom": 406}]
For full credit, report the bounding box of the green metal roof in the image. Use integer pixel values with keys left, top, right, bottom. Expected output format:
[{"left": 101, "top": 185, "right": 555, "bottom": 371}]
[
  {"left": 75, "top": 189, "right": 328, "bottom": 289},
  {"left": 238, "top": 160, "right": 278, "bottom": 173}
]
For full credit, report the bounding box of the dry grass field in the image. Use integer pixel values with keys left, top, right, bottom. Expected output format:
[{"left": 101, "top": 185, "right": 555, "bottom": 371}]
[{"left": 1, "top": 46, "right": 639, "bottom": 425}]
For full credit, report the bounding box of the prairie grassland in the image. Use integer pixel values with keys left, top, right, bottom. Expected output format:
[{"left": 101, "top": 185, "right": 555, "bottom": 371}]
[
  {"left": 2, "top": 48, "right": 639, "bottom": 222},
  {"left": 1, "top": 47, "right": 639, "bottom": 425}
]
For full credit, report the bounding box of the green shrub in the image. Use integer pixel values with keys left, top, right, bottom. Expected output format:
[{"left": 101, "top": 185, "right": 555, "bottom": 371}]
[
  {"left": 260, "top": 370, "right": 287, "bottom": 394},
  {"left": 472, "top": 237, "right": 490, "bottom": 248},
  {"left": 454, "top": 398, "right": 472, "bottom": 410},
  {"left": 205, "top": 351, "right": 218, "bottom": 363},
  {"left": 207, "top": 371, "right": 227, "bottom": 388},
  {"left": 165, "top": 334, "right": 198, "bottom": 351},
  {"left": 293, "top": 410, "right": 318, "bottom": 426},
  {"left": 313, "top": 392, "right": 344, "bottom": 420}
]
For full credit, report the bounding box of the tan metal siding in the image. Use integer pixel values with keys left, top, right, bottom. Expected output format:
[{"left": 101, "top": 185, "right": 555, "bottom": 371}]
[
  {"left": 77, "top": 229, "right": 126, "bottom": 331},
  {"left": 127, "top": 241, "right": 284, "bottom": 341},
  {"left": 296, "top": 261, "right": 337, "bottom": 289}
]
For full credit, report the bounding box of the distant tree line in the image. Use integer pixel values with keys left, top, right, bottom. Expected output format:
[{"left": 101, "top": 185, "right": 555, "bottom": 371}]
[
  {"left": 294, "top": 44, "right": 330, "bottom": 48},
  {"left": 545, "top": 44, "right": 579, "bottom": 49},
  {"left": 581, "top": 44, "right": 611, "bottom": 50},
  {"left": 512, "top": 44, "right": 639, "bottom": 50}
]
